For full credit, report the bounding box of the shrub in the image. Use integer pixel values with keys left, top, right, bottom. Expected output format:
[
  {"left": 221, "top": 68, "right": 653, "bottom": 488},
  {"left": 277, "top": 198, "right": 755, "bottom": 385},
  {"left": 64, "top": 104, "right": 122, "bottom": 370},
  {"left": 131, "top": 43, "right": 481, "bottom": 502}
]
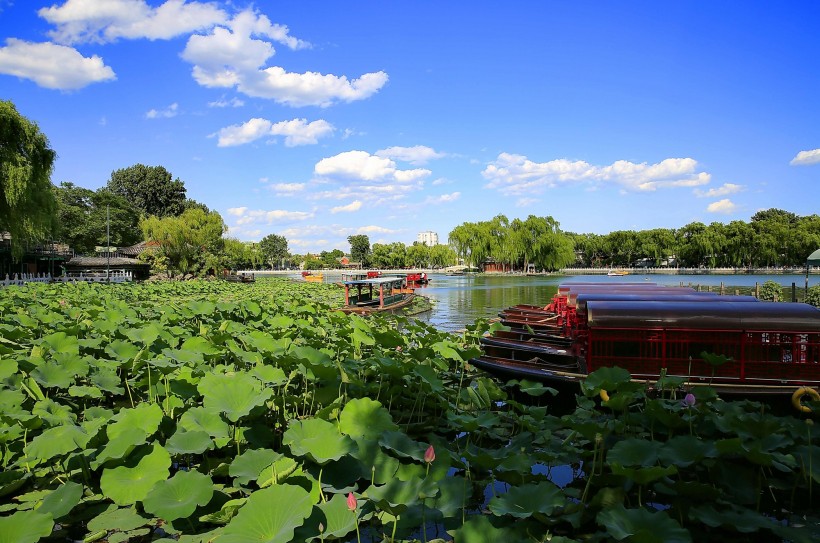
[
  {"left": 758, "top": 280, "right": 782, "bottom": 301},
  {"left": 805, "top": 285, "right": 820, "bottom": 307}
]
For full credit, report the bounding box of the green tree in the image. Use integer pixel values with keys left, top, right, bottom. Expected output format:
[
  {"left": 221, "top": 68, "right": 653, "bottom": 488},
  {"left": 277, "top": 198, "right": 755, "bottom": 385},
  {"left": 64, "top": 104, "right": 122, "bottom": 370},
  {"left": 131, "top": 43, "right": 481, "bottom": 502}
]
[
  {"left": 319, "top": 249, "right": 345, "bottom": 268},
  {"left": 347, "top": 235, "right": 371, "bottom": 267},
  {"left": 405, "top": 242, "right": 430, "bottom": 268},
  {"left": 53, "top": 182, "right": 141, "bottom": 254},
  {"left": 429, "top": 243, "right": 457, "bottom": 268},
  {"left": 0, "top": 100, "right": 58, "bottom": 257},
  {"left": 107, "top": 164, "right": 188, "bottom": 218},
  {"left": 259, "top": 233, "right": 289, "bottom": 269},
  {"left": 140, "top": 208, "right": 227, "bottom": 276}
]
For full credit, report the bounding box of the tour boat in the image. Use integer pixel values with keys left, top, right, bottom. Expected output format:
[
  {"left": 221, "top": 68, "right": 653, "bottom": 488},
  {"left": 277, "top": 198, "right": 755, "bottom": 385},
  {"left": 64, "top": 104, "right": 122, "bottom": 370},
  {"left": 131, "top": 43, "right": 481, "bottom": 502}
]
[{"left": 337, "top": 276, "right": 415, "bottom": 315}]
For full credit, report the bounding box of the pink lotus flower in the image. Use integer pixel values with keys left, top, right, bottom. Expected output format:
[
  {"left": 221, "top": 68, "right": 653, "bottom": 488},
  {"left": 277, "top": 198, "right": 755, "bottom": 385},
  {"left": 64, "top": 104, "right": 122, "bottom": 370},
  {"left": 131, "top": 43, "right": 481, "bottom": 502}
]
[
  {"left": 683, "top": 393, "right": 696, "bottom": 407},
  {"left": 346, "top": 492, "right": 357, "bottom": 511},
  {"left": 424, "top": 444, "right": 435, "bottom": 464}
]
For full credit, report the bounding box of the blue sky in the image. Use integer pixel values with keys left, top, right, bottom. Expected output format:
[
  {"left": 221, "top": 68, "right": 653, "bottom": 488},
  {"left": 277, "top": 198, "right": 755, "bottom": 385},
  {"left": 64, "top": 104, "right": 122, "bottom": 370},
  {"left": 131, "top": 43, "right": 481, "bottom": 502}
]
[{"left": 1, "top": 1, "right": 819, "bottom": 254}]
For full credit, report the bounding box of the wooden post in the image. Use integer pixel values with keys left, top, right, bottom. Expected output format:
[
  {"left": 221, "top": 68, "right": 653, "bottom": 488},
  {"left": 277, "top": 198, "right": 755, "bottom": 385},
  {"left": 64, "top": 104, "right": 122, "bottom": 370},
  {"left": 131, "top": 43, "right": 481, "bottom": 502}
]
[
  {"left": 720, "top": 282, "right": 725, "bottom": 295},
  {"left": 755, "top": 282, "right": 759, "bottom": 299},
  {"left": 792, "top": 282, "right": 796, "bottom": 303}
]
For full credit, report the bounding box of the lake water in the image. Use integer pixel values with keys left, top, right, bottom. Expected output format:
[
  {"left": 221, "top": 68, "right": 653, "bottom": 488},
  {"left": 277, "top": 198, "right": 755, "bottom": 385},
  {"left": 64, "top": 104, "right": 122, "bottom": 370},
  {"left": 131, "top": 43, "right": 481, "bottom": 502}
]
[{"left": 414, "top": 272, "right": 816, "bottom": 332}]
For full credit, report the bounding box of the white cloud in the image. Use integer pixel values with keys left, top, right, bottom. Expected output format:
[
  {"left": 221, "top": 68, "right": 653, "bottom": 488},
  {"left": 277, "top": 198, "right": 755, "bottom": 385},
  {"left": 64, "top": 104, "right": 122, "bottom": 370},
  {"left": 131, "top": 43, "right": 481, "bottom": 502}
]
[
  {"left": 482, "top": 153, "right": 710, "bottom": 195},
  {"left": 790, "top": 148, "right": 820, "bottom": 166},
  {"left": 215, "top": 117, "right": 334, "bottom": 147},
  {"left": 0, "top": 38, "right": 115, "bottom": 89},
  {"left": 376, "top": 145, "right": 446, "bottom": 165},
  {"left": 516, "top": 197, "right": 538, "bottom": 207},
  {"left": 228, "top": 207, "right": 314, "bottom": 226},
  {"left": 356, "top": 225, "right": 397, "bottom": 234},
  {"left": 181, "top": 9, "right": 385, "bottom": 107},
  {"left": 694, "top": 183, "right": 743, "bottom": 198},
  {"left": 269, "top": 183, "right": 305, "bottom": 195},
  {"left": 425, "top": 192, "right": 460, "bottom": 204},
  {"left": 330, "top": 200, "right": 362, "bottom": 213},
  {"left": 145, "top": 102, "right": 178, "bottom": 119},
  {"left": 315, "top": 150, "right": 430, "bottom": 182},
  {"left": 208, "top": 96, "right": 244, "bottom": 108},
  {"left": 706, "top": 199, "right": 737, "bottom": 214},
  {"left": 39, "top": 0, "right": 228, "bottom": 44}
]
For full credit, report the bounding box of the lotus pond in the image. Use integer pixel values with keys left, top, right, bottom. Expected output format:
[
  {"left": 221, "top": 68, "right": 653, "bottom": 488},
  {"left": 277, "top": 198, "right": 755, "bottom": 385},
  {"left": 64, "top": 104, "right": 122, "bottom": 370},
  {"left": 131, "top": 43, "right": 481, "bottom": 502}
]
[{"left": 0, "top": 277, "right": 818, "bottom": 542}]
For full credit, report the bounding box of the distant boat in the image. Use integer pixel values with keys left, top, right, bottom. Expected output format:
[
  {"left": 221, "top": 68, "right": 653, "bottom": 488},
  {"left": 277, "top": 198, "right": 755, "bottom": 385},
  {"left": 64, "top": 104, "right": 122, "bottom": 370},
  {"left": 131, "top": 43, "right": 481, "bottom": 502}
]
[
  {"left": 337, "top": 276, "right": 415, "bottom": 315},
  {"left": 607, "top": 270, "right": 629, "bottom": 276}
]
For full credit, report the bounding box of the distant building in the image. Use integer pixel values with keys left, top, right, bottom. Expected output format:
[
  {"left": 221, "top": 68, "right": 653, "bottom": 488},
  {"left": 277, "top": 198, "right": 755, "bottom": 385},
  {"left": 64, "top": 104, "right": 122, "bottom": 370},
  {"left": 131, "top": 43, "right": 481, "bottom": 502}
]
[{"left": 417, "top": 231, "right": 439, "bottom": 246}]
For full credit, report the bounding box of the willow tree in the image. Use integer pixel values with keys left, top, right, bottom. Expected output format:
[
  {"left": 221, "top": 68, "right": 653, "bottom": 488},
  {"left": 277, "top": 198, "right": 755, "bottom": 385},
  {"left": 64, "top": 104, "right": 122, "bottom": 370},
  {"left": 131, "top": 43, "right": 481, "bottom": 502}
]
[
  {"left": 0, "top": 100, "right": 57, "bottom": 257},
  {"left": 140, "top": 208, "right": 227, "bottom": 275}
]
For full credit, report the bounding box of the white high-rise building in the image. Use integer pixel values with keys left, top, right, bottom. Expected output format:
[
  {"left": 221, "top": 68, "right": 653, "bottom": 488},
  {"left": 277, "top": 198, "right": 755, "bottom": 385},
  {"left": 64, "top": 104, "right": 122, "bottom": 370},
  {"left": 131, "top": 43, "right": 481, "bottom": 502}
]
[{"left": 417, "top": 231, "right": 439, "bottom": 245}]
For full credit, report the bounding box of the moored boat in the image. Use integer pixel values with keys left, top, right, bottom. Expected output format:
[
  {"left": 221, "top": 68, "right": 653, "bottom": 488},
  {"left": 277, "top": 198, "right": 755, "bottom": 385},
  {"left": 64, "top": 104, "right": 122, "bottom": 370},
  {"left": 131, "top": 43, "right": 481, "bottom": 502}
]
[{"left": 337, "top": 276, "right": 416, "bottom": 315}]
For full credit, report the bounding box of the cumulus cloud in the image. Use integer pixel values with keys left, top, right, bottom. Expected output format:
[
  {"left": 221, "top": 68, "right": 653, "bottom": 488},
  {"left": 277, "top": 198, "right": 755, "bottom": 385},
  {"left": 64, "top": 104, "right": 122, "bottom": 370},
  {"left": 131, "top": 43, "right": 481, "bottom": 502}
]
[
  {"left": 482, "top": 153, "right": 710, "bottom": 195},
  {"left": 226, "top": 206, "right": 313, "bottom": 225},
  {"left": 38, "top": 0, "right": 228, "bottom": 44},
  {"left": 376, "top": 145, "right": 446, "bottom": 165},
  {"left": 694, "top": 183, "right": 743, "bottom": 198},
  {"left": 0, "top": 38, "right": 115, "bottom": 89},
  {"left": 315, "top": 150, "right": 430, "bottom": 182},
  {"left": 182, "top": 9, "right": 386, "bottom": 107},
  {"left": 706, "top": 199, "right": 737, "bottom": 214},
  {"left": 208, "top": 96, "right": 244, "bottom": 108},
  {"left": 269, "top": 183, "right": 305, "bottom": 195},
  {"left": 215, "top": 117, "right": 334, "bottom": 147},
  {"left": 331, "top": 200, "right": 362, "bottom": 213},
  {"left": 790, "top": 148, "right": 820, "bottom": 166},
  {"left": 145, "top": 102, "right": 178, "bottom": 118}
]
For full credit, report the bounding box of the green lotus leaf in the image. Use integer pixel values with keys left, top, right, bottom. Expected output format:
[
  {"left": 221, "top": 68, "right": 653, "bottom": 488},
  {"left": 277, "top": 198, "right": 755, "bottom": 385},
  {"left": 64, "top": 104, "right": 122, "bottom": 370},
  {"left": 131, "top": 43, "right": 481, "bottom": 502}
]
[
  {"left": 162, "top": 346, "right": 204, "bottom": 365},
  {"left": 431, "top": 339, "right": 463, "bottom": 361},
  {"left": 514, "top": 379, "right": 558, "bottom": 397},
  {"left": 125, "top": 324, "right": 163, "bottom": 347},
  {"left": 105, "top": 340, "right": 141, "bottom": 363},
  {"left": 198, "top": 371, "right": 272, "bottom": 423},
  {"left": 433, "top": 476, "right": 471, "bottom": 519},
  {"left": 92, "top": 426, "right": 149, "bottom": 468},
  {"left": 32, "top": 398, "right": 77, "bottom": 426},
  {"left": 315, "top": 493, "right": 357, "bottom": 539},
  {"left": 378, "top": 431, "right": 425, "bottom": 461},
  {"left": 350, "top": 439, "right": 400, "bottom": 484},
  {"left": 241, "top": 331, "right": 291, "bottom": 355},
  {"left": 267, "top": 314, "right": 294, "bottom": 329},
  {"left": 87, "top": 504, "right": 151, "bottom": 533},
  {"left": 40, "top": 331, "right": 79, "bottom": 356},
  {"left": 413, "top": 365, "right": 444, "bottom": 393},
  {"left": 100, "top": 444, "right": 171, "bottom": 505},
  {"left": 581, "top": 366, "right": 633, "bottom": 396},
  {"left": 218, "top": 484, "right": 313, "bottom": 543},
  {"left": 0, "top": 389, "right": 26, "bottom": 413},
  {"left": 230, "top": 448, "right": 282, "bottom": 486},
  {"left": 339, "top": 398, "right": 398, "bottom": 440},
  {"left": 488, "top": 481, "right": 565, "bottom": 518},
  {"left": 611, "top": 464, "right": 677, "bottom": 486},
  {"left": 143, "top": 470, "right": 214, "bottom": 521},
  {"left": 597, "top": 505, "right": 691, "bottom": 543},
  {"left": 180, "top": 335, "right": 222, "bottom": 356},
  {"left": 0, "top": 470, "right": 28, "bottom": 498},
  {"left": 30, "top": 361, "right": 73, "bottom": 389},
  {"left": 165, "top": 429, "right": 215, "bottom": 456},
  {"left": 0, "top": 358, "right": 18, "bottom": 380},
  {"left": 89, "top": 367, "right": 124, "bottom": 394},
  {"left": 51, "top": 351, "right": 90, "bottom": 376},
  {"left": 37, "top": 481, "right": 82, "bottom": 520},
  {"left": 607, "top": 438, "right": 663, "bottom": 467},
  {"left": 659, "top": 435, "right": 718, "bottom": 467},
  {"left": 283, "top": 418, "right": 354, "bottom": 464},
  {"left": 251, "top": 365, "right": 287, "bottom": 386},
  {"left": 68, "top": 384, "right": 104, "bottom": 398},
  {"left": 257, "top": 456, "right": 300, "bottom": 487},
  {"left": 24, "top": 424, "right": 90, "bottom": 463},
  {"left": 178, "top": 407, "right": 231, "bottom": 440},
  {"left": 0, "top": 510, "right": 54, "bottom": 543},
  {"left": 366, "top": 476, "right": 426, "bottom": 512},
  {"left": 186, "top": 300, "right": 217, "bottom": 316},
  {"left": 447, "top": 515, "right": 519, "bottom": 543},
  {"left": 107, "top": 402, "right": 163, "bottom": 440},
  {"left": 199, "top": 498, "right": 246, "bottom": 525}
]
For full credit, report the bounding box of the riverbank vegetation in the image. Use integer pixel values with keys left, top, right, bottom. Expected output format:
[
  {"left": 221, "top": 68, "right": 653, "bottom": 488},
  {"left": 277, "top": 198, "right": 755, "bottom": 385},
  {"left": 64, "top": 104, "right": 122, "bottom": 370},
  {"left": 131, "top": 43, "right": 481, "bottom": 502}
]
[{"left": 0, "top": 277, "right": 818, "bottom": 542}]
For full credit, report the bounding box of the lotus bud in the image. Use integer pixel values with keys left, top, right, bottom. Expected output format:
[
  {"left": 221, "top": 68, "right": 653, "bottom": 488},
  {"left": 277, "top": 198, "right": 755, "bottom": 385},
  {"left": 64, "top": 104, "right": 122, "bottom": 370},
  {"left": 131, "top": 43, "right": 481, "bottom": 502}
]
[
  {"left": 683, "top": 393, "right": 696, "bottom": 407},
  {"left": 424, "top": 444, "right": 435, "bottom": 464},
  {"left": 346, "top": 492, "right": 357, "bottom": 511},
  {"left": 319, "top": 523, "right": 324, "bottom": 533}
]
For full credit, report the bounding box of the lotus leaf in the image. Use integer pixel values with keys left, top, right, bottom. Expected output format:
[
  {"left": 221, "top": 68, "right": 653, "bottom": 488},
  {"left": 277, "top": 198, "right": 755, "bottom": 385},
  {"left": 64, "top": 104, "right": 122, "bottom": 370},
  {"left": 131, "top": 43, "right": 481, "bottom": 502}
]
[
  {"left": 198, "top": 371, "right": 272, "bottom": 422},
  {"left": 107, "top": 402, "right": 163, "bottom": 440},
  {"left": 433, "top": 476, "right": 471, "bottom": 519},
  {"left": 105, "top": 339, "right": 141, "bottom": 362},
  {"left": 314, "top": 492, "right": 357, "bottom": 538},
  {"left": 251, "top": 365, "right": 287, "bottom": 386},
  {"left": 100, "top": 444, "right": 171, "bottom": 505},
  {"left": 30, "top": 361, "right": 73, "bottom": 389},
  {"left": 241, "top": 331, "right": 291, "bottom": 355},
  {"left": 257, "top": 456, "right": 300, "bottom": 487},
  {"left": 0, "top": 358, "right": 18, "bottom": 380},
  {"left": 125, "top": 323, "right": 163, "bottom": 347},
  {"left": 597, "top": 505, "right": 691, "bottom": 543},
  {"left": 580, "top": 366, "right": 632, "bottom": 396},
  {"left": 52, "top": 351, "right": 90, "bottom": 376},
  {"left": 92, "top": 426, "right": 149, "bottom": 468},
  {"left": 488, "top": 481, "right": 565, "bottom": 518},
  {"left": 658, "top": 435, "right": 718, "bottom": 467},
  {"left": 199, "top": 498, "right": 246, "bottom": 525},
  {"left": 339, "top": 397, "right": 398, "bottom": 440},
  {"left": 414, "top": 365, "right": 444, "bottom": 393},
  {"left": 69, "top": 384, "right": 104, "bottom": 398},
  {"left": 178, "top": 407, "right": 231, "bottom": 440},
  {"left": 0, "top": 510, "right": 54, "bottom": 543},
  {"left": 36, "top": 481, "right": 82, "bottom": 520},
  {"left": 447, "top": 515, "right": 519, "bottom": 543},
  {"left": 267, "top": 315, "right": 295, "bottom": 329},
  {"left": 165, "top": 429, "right": 215, "bottom": 455},
  {"left": 24, "top": 424, "right": 89, "bottom": 463},
  {"left": 32, "top": 398, "right": 77, "bottom": 426},
  {"left": 186, "top": 299, "right": 217, "bottom": 316},
  {"left": 40, "top": 331, "right": 79, "bottom": 356},
  {"left": 230, "top": 448, "right": 282, "bottom": 486},
  {"left": 283, "top": 418, "right": 354, "bottom": 464},
  {"left": 89, "top": 367, "right": 124, "bottom": 393},
  {"left": 218, "top": 484, "right": 314, "bottom": 543},
  {"left": 180, "top": 335, "right": 222, "bottom": 357},
  {"left": 366, "top": 476, "right": 427, "bottom": 511},
  {"left": 378, "top": 431, "right": 425, "bottom": 461},
  {"left": 349, "top": 439, "right": 400, "bottom": 484},
  {"left": 87, "top": 504, "right": 151, "bottom": 533},
  {"left": 607, "top": 438, "right": 663, "bottom": 467},
  {"left": 143, "top": 470, "right": 214, "bottom": 521}
]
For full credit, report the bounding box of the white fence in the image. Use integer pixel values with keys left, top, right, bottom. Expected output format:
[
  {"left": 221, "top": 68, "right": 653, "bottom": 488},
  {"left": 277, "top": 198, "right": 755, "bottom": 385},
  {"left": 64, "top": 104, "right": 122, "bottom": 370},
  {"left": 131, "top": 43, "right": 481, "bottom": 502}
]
[{"left": 1, "top": 271, "right": 133, "bottom": 287}]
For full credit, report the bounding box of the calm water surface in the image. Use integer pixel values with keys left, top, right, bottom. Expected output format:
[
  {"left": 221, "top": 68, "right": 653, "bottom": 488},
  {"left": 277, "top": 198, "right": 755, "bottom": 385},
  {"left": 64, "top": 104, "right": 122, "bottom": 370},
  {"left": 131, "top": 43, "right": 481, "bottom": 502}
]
[{"left": 415, "top": 273, "right": 815, "bottom": 332}]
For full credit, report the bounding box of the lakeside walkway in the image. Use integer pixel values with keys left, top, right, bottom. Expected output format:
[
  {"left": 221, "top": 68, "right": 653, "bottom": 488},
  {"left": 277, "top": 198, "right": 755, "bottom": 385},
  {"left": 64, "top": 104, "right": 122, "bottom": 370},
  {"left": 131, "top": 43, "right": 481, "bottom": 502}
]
[{"left": 561, "top": 267, "right": 819, "bottom": 275}]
